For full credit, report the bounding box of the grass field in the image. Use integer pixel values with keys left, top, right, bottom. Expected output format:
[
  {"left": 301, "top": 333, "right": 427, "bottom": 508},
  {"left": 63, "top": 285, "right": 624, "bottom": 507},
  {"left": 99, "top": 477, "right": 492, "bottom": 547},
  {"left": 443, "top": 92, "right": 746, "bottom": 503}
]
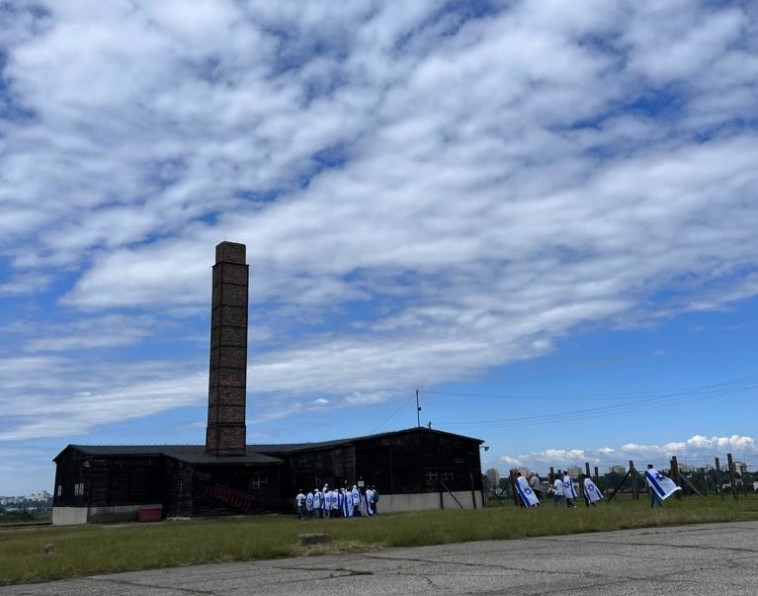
[{"left": 2, "top": 495, "right": 757, "bottom": 586}]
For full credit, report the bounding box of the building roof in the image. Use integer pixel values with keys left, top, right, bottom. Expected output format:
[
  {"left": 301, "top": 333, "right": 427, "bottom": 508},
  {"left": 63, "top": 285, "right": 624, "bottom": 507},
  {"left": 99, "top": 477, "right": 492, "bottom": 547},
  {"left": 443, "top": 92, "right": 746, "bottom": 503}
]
[
  {"left": 251, "top": 427, "right": 484, "bottom": 454},
  {"left": 55, "top": 444, "right": 284, "bottom": 465},
  {"left": 55, "top": 427, "right": 483, "bottom": 463}
]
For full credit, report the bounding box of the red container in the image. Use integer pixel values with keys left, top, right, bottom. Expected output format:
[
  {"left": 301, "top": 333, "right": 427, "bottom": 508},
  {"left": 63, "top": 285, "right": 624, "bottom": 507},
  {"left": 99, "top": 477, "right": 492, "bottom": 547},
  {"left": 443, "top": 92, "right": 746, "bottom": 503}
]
[{"left": 138, "top": 505, "right": 162, "bottom": 522}]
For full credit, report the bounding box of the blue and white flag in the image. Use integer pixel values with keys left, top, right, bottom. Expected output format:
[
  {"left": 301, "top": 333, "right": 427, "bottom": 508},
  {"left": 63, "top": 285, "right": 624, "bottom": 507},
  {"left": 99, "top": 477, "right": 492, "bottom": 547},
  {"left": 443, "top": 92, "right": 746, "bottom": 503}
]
[
  {"left": 582, "top": 477, "right": 603, "bottom": 504},
  {"left": 563, "top": 476, "right": 578, "bottom": 499},
  {"left": 364, "top": 492, "right": 375, "bottom": 516},
  {"left": 645, "top": 469, "right": 681, "bottom": 501},
  {"left": 516, "top": 476, "right": 540, "bottom": 507}
]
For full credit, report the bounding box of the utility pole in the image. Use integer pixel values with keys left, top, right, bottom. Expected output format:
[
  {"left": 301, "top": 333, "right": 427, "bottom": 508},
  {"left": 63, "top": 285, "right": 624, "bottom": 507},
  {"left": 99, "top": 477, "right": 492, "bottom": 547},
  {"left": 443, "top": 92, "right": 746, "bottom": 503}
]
[{"left": 416, "top": 389, "right": 421, "bottom": 427}]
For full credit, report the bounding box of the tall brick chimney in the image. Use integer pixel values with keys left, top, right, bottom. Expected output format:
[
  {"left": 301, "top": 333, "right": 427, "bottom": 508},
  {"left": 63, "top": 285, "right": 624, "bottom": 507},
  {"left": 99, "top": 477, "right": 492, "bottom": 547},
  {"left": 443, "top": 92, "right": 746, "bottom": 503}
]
[{"left": 206, "top": 241, "right": 248, "bottom": 456}]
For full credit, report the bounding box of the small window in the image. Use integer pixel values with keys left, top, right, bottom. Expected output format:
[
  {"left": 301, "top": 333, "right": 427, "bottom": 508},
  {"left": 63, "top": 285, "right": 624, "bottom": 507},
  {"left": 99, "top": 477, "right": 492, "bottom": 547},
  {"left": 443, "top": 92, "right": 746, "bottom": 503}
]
[
  {"left": 424, "top": 469, "right": 438, "bottom": 483},
  {"left": 250, "top": 474, "right": 268, "bottom": 490},
  {"left": 73, "top": 482, "right": 85, "bottom": 496},
  {"left": 57, "top": 485, "right": 63, "bottom": 497}
]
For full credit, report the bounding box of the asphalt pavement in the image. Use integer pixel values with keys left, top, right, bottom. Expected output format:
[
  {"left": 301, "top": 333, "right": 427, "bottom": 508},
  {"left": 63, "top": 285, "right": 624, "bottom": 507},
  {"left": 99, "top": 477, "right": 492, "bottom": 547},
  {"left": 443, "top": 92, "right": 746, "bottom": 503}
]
[{"left": 2, "top": 521, "right": 756, "bottom": 595}]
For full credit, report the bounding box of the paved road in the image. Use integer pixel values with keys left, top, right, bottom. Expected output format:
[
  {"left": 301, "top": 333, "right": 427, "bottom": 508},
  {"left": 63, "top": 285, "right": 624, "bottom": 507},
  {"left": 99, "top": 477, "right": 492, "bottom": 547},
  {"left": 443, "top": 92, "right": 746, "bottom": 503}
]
[{"left": 3, "top": 521, "right": 757, "bottom": 595}]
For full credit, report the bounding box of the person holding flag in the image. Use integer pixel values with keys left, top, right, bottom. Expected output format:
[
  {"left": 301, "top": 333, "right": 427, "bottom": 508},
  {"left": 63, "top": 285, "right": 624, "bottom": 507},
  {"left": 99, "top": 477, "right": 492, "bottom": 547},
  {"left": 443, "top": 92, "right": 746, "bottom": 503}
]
[
  {"left": 581, "top": 474, "right": 603, "bottom": 507},
  {"left": 645, "top": 464, "right": 681, "bottom": 507},
  {"left": 515, "top": 472, "right": 540, "bottom": 508},
  {"left": 563, "top": 472, "right": 578, "bottom": 508}
]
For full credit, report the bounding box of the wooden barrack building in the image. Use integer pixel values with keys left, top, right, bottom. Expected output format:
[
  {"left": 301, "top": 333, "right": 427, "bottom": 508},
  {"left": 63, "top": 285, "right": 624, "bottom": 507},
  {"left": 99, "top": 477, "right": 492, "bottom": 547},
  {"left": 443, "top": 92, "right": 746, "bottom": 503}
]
[{"left": 52, "top": 243, "right": 484, "bottom": 524}]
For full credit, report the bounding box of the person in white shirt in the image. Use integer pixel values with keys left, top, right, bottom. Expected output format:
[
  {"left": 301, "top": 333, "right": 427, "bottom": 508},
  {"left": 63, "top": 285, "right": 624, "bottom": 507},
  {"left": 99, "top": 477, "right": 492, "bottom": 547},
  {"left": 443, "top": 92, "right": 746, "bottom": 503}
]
[
  {"left": 529, "top": 473, "right": 542, "bottom": 499},
  {"left": 552, "top": 472, "right": 564, "bottom": 507},
  {"left": 295, "top": 489, "right": 306, "bottom": 520}
]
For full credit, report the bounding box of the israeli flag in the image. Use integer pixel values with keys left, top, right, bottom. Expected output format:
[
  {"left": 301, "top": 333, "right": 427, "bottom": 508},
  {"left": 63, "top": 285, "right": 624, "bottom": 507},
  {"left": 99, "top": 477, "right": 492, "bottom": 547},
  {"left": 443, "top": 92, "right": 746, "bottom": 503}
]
[
  {"left": 582, "top": 477, "right": 603, "bottom": 504},
  {"left": 563, "top": 476, "right": 578, "bottom": 499},
  {"left": 645, "top": 468, "right": 681, "bottom": 501},
  {"left": 516, "top": 476, "right": 540, "bottom": 507}
]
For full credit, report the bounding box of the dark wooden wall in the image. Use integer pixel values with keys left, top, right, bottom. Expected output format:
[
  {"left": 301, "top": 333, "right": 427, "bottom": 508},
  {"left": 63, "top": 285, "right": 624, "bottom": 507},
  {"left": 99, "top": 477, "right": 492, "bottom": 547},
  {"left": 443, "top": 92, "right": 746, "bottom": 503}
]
[
  {"left": 355, "top": 431, "right": 482, "bottom": 493},
  {"left": 53, "top": 449, "right": 165, "bottom": 509},
  {"left": 281, "top": 445, "right": 356, "bottom": 499},
  {"left": 275, "top": 431, "right": 482, "bottom": 502},
  {"left": 189, "top": 463, "right": 282, "bottom": 516}
]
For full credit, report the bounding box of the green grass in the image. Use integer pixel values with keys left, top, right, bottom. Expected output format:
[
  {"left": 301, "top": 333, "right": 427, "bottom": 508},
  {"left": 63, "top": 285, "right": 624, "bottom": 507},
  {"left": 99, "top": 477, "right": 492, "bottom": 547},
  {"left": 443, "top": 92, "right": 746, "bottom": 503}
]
[{"left": 2, "top": 495, "right": 757, "bottom": 586}]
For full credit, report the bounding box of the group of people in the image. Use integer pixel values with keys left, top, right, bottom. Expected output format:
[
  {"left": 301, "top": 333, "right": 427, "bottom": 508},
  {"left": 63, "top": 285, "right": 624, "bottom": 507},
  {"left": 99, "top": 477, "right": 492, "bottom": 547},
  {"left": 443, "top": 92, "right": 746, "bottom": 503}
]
[
  {"left": 549, "top": 470, "right": 604, "bottom": 508},
  {"left": 515, "top": 466, "right": 681, "bottom": 509},
  {"left": 295, "top": 484, "right": 379, "bottom": 520},
  {"left": 515, "top": 470, "right": 605, "bottom": 509}
]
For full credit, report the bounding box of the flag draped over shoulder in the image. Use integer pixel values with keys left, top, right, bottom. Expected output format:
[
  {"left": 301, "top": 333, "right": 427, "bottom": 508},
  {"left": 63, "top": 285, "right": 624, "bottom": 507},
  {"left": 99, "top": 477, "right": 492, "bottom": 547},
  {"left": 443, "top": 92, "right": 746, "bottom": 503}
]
[
  {"left": 645, "top": 469, "right": 681, "bottom": 501},
  {"left": 563, "top": 476, "right": 578, "bottom": 499},
  {"left": 582, "top": 477, "right": 603, "bottom": 504},
  {"left": 516, "top": 476, "right": 540, "bottom": 507}
]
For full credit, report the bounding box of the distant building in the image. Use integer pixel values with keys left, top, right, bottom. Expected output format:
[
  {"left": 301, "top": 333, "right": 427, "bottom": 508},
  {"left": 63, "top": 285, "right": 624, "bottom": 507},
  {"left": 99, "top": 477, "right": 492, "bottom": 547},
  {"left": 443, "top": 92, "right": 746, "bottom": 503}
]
[
  {"left": 609, "top": 465, "right": 626, "bottom": 475},
  {"left": 52, "top": 242, "right": 484, "bottom": 524}
]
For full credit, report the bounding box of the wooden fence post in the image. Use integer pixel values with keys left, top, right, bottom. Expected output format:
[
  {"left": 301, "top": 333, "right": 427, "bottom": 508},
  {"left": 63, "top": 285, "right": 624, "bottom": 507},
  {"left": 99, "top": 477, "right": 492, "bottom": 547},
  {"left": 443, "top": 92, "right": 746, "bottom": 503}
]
[
  {"left": 727, "top": 453, "right": 738, "bottom": 501},
  {"left": 670, "top": 456, "right": 682, "bottom": 500},
  {"left": 549, "top": 466, "right": 555, "bottom": 483},
  {"left": 630, "top": 460, "right": 639, "bottom": 500},
  {"left": 701, "top": 467, "right": 708, "bottom": 497},
  {"left": 715, "top": 457, "right": 725, "bottom": 500},
  {"left": 509, "top": 470, "right": 519, "bottom": 506},
  {"left": 607, "top": 465, "right": 632, "bottom": 503},
  {"left": 593, "top": 466, "right": 599, "bottom": 487},
  {"left": 469, "top": 472, "right": 477, "bottom": 509}
]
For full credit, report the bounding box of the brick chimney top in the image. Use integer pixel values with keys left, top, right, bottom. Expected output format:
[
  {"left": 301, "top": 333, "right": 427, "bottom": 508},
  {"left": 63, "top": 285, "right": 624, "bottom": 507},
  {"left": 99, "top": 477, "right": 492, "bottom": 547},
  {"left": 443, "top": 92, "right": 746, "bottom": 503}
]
[{"left": 215, "top": 241, "right": 246, "bottom": 265}]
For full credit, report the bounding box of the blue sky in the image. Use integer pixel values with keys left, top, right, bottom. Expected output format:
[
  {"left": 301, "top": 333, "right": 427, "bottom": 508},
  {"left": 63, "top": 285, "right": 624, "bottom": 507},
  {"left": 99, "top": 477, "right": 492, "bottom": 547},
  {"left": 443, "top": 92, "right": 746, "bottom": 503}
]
[{"left": 1, "top": 0, "right": 758, "bottom": 495}]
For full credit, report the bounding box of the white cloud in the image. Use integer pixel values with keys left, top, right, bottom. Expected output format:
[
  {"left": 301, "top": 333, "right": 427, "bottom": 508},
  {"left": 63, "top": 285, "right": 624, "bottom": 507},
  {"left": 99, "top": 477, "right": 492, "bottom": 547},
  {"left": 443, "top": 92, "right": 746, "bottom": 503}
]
[
  {"left": 499, "top": 435, "right": 758, "bottom": 475},
  {"left": 0, "top": 1, "right": 757, "bottom": 466}
]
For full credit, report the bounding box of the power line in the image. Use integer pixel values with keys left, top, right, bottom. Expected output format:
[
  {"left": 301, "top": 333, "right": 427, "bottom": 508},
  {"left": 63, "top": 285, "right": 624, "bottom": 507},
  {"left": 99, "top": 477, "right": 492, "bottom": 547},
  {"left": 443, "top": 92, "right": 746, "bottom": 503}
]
[
  {"left": 419, "top": 373, "right": 758, "bottom": 402},
  {"left": 422, "top": 374, "right": 758, "bottom": 430}
]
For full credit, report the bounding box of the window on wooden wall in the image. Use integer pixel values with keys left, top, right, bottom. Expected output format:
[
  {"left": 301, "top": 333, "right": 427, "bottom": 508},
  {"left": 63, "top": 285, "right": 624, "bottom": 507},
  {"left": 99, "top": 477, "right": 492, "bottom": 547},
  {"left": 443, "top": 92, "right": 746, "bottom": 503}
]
[
  {"left": 424, "top": 468, "right": 454, "bottom": 485},
  {"left": 250, "top": 474, "right": 268, "bottom": 490}
]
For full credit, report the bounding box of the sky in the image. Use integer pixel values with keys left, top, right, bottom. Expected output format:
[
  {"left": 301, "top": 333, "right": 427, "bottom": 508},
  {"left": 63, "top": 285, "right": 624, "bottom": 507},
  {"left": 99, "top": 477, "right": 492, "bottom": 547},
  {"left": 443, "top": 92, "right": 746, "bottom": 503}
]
[{"left": 1, "top": 0, "right": 758, "bottom": 496}]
